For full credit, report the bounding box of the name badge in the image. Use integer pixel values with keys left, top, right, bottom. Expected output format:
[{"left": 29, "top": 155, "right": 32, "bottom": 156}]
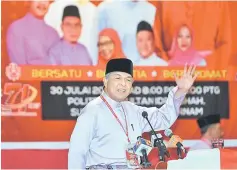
[{"left": 125, "top": 143, "right": 141, "bottom": 169}]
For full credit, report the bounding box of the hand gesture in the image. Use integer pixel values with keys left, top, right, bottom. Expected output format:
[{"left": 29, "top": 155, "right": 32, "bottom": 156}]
[{"left": 174, "top": 64, "right": 199, "bottom": 93}]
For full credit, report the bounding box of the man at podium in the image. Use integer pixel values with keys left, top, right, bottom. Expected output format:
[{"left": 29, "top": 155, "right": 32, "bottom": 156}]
[
  {"left": 68, "top": 58, "right": 198, "bottom": 169},
  {"left": 189, "top": 114, "right": 224, "bottom": 151}
]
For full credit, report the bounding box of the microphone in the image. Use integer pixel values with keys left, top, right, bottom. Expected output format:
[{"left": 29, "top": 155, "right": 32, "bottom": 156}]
[
  {"left": 164, "top": 129, "right": 186, "bottom": 153},
  {"left": 133, "top": 136, "right": 152, "bottom": 168},
  {"left": 151, "top": 132, "right": 163, "bottom": 147},
  {"left": 142, "top": 111, "right": 170, "bottom": 161},
  {"left": 142, "top": 111, "right": 159, "bottom": 140},
  {"left": 133, "top": 136, "right": 152, "bottom": 156}
]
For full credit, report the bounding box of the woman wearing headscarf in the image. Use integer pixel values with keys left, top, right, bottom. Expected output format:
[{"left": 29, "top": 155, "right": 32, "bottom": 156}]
[
  {"left": 153, "top": 1, "right": 231, "bottom": 68},
  {"left": 168, "top": 24, "right": 211, "bottom": 66},
  {"left": 97, "top": 28, "right": 125, "bottom": 66}
]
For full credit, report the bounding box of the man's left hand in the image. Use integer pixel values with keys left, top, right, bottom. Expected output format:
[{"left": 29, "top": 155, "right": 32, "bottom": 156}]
[
  {"left": 175, "top": 64, "right": 199, "bottom": 94},
  {"left": 174, "top": 64, "right": 199, "bottom": 98}
]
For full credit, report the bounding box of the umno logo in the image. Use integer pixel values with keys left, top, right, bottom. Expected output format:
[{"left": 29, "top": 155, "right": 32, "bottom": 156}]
[{"left": 5, "top": 63, "right": 21, "bottom": 81}]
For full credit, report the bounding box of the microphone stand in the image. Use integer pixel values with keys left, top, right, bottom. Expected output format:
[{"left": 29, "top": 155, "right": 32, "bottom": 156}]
[
  {"left": 176, "top": 141, "right": 186, "bottom": 159},
  {"left": 140, "top": 149, "right": 151, "bottom": 168},
  {"left": 145, "top": 116, "right": 170, "bottom": 162},
  {"left": 177, "top": 146, "right": 182, "bottom": 159},
  {"left": 155, "top": 139, "right": 166, "bottom": 162}
]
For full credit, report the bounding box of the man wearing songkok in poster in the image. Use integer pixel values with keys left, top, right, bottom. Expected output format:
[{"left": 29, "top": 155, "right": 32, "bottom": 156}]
[{"left": 48, "top": 5, "right": 92, "bottom": 65}]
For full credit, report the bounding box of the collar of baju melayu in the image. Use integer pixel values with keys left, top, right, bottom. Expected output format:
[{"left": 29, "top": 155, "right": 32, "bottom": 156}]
[
  {"left": 101, "top": 91, "right": 122, "bottom": 109},
  {"left": 61, "top": 39, "right": 78, "bottom": 49},
  {"left": 121, "top": 0, "right": 145, "bottom": 8},
  {"left": 141, "top": 52, "right": 156, "bottom": 60},
  {"left": 25, "top": 12, "right": 45, "bottom": 25},
  {"left": 201, "top": 137, "right": 212, "bottom": 148},
  {"left": 76, "top": 0, "right": 91, "bottom": 6}
]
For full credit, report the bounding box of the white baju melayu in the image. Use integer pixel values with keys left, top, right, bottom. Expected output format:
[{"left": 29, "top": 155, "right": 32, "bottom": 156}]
[
  {"left": 189, "top": 138, "right": 212, "bottom": 151},
  {"left": 68, "top": 86, "right": 185, "bottom": 169}
]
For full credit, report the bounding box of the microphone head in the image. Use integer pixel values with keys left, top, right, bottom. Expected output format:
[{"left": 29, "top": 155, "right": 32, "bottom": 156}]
[
  {"left": 149, "top": 131, "right": 155, "bottom": 136},
  {"left": 164, "top": 129, "right": 173, "bottom": 137},
  {"left": 142, "top": 111, "right": 148, "bottom": 118},
  {"left": 156, "top": 133, "right": 163, "bottom": 139},
  {"left": 137, "top": 136, "right": 142, "bottom": 140},
  {"left": 134, "top": 137, "right": 152, "bottom": 157}
]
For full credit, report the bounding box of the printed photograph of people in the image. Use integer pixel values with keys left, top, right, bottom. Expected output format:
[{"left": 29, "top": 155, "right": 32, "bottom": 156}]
[
  {"left": 97, "top": 0, "right": 156, "bottom": 63},
  {"left": 6, "top": 0, "right": 59, "bottom": 65},
  {"left": 45, "top": 0, "right": 98, "bottom": 65},
  {"left": 135, "top": 21, "right": 168, "bottom": 66},
  {"left": 153, "top": 1, "right": 231, "bottom": 67},
  {"left": 97, "top": 28, "right": 125, "bottom": 67},
  {"left": 168, "top": 24, "right": 212, "bottom": 66},
  {"left": 48, "top": 5, "right": 92, "bottom": 65}
]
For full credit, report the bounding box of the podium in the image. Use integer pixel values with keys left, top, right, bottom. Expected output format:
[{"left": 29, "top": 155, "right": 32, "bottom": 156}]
[{"left": 167, "top": 148, "right": 237, "bottom": 169}]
